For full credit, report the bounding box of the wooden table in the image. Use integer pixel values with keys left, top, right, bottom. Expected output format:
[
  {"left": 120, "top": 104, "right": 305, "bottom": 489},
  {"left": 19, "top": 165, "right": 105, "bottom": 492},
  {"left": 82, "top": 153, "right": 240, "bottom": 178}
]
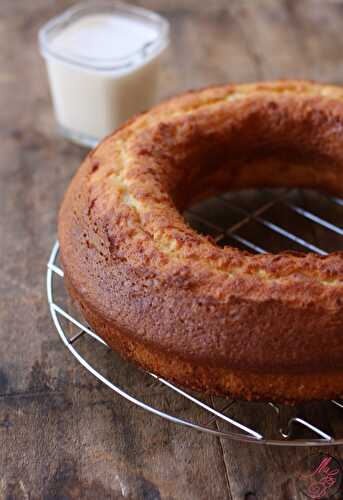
[{"left": 1, "top": 1, "right": 343, "bottom": 499}]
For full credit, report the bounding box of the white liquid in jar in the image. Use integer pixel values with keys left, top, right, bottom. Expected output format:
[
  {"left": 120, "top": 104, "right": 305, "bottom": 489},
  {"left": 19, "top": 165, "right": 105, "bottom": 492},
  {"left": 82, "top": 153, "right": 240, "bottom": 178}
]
[{"left": 40, "top": 7, "right": 168, "bottom": 146}]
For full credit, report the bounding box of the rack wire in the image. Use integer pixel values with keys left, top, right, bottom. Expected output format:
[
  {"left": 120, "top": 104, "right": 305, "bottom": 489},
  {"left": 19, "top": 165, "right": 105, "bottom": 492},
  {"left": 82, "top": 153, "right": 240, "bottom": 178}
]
[{"left": 47, "top": 188, "right": 343, "bottom": 446}]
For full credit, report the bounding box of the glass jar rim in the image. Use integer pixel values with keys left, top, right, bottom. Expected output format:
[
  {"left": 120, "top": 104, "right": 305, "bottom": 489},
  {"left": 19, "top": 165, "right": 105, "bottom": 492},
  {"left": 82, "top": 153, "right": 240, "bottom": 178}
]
[{"left": 38, "top": 0, "right": 170, "bottom": 72}]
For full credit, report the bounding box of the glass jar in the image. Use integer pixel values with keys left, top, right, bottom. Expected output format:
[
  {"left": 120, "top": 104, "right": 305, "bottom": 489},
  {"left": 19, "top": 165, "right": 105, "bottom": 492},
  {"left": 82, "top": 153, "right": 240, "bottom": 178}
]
[{"left": 39, "top": 1, "right": 169, "bottom": 147}]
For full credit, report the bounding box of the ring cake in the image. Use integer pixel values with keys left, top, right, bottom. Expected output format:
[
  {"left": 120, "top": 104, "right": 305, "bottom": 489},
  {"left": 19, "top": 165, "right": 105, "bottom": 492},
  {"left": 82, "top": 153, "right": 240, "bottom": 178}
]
[{"left": 59, "top": 81, "right": 343, "bottom": 403}]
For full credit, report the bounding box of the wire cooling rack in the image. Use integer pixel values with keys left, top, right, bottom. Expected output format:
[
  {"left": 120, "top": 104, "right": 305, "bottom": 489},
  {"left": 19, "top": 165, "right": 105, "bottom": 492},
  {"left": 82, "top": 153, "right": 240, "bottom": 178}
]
[{"left": 47, "top": 188, "right": 343, "bottom": 446}]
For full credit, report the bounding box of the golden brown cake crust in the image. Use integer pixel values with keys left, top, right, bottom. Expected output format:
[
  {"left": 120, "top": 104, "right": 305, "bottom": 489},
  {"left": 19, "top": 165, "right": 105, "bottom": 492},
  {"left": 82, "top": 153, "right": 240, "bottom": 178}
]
[{"left": 58, "top": 81, "right": 343, "bottom": 403}]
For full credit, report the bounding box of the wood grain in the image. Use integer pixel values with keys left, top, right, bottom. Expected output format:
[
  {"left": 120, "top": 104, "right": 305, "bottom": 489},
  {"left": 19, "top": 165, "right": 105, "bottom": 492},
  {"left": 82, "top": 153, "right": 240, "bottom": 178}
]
[{"left": 1, "top": 1, "right": 343, "bottom": 499}]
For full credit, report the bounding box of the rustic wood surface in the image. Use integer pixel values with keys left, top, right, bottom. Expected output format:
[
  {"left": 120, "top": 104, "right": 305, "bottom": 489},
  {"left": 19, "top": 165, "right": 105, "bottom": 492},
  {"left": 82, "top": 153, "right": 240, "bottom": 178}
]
[{"left": 1, "top": 1, "right": 343, "bottom": 499}]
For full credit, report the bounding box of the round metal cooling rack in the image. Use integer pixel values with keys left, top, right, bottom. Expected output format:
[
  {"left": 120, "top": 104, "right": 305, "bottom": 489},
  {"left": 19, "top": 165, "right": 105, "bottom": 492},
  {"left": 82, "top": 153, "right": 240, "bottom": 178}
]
[{"left": 47, "top": 188, "right": 343, "bottom": 446}]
